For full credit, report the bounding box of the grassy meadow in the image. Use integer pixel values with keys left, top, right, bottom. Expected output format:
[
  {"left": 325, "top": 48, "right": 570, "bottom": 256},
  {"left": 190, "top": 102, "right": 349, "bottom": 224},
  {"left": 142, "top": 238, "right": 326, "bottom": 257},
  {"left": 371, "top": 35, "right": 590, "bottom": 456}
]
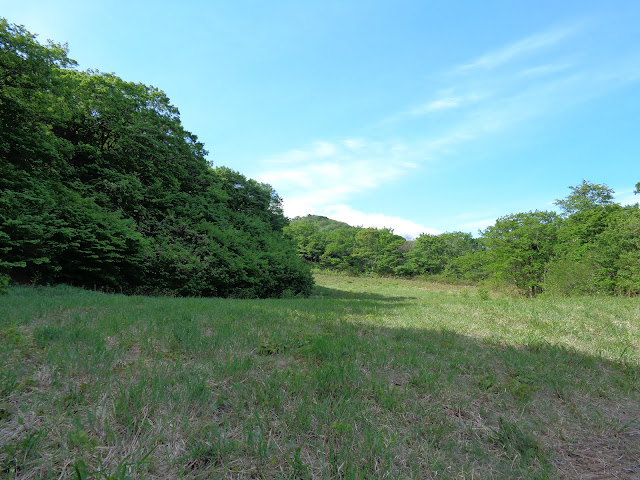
[{"left": 0, "top": 274, "right": 639, "bottom": 479}]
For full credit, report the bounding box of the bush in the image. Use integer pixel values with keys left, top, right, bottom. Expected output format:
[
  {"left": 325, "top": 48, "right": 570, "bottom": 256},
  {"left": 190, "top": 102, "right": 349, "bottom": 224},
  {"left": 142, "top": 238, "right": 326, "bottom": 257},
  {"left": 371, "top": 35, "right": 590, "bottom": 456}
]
[
  {"left": 543, "top": 256, "right": 597, "bottom": 296},
  {"left": 0, "top": 275, "right": 9, "bottom": 294}
]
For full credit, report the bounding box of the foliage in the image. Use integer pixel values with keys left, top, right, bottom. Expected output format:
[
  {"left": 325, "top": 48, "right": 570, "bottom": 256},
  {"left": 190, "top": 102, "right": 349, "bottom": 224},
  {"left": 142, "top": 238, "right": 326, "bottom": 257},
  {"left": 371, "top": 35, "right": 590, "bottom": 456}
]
[
  {"left": 283, "top": 221, "right": 328, "bottom": 263},
  {"left": 0, "top": 19, "right": 312, "bottom": 297},
  {"left": 554, "top": 179, "right": 615, "bottom": 216},
  {"left": 320, "top": 227, "right": 359, "bottom": 272},
  {"left": 286, "top": 186, "right": 640, "bottom": 297},
  {"left": 401, "top": 231, "right": 477, "bottom": 276},
  {"left": 543, "top": 255, "right": 597, "bottom": 296},
  {"left": 289, "top": 214, "right": 351, "bottom": 232},
  {"left": 285, "top": 221, "right": 407, "bottom": 277},
  {"left": 592, "top": 206, "right": 640, "bottom": 295},
  {"left": 351, "top": 228, "right": 405, "bottom": 275},
  {"left": 547, "top": 184, "right": 640, "bottom": 296},
  {"left": 481, "top": 211, "right": 560, "bottom": 296}
]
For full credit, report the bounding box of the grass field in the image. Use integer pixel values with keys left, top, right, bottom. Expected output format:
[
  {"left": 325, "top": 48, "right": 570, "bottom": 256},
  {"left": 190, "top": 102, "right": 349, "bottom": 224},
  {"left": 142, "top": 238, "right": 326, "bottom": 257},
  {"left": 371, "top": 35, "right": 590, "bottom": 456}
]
[{"left": 1, "top": 274, "right": 639, "bottom": 479}]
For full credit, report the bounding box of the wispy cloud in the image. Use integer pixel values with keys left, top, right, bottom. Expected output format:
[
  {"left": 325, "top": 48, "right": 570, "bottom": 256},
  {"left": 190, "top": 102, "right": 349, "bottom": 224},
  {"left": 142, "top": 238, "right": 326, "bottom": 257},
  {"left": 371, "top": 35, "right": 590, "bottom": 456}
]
[
  {"left": 257, "top": 139, "right": 418, "bottom": 214},
  {"left": 456, "top": 25, "right": 580, "bottom": 72},
  {"left": 256, "top": 20, "right": 640, "bottom": 234},
  {"left": 413, "top": 97, "right": 461, "bottom": 113},
  {"left": 392, "top": 22, "right": 640, "bottom": 157},
  {"left": 384, "top": 91, "right": 489, "bottom": 123},
  {"left": 263, "top": 141, "right": 337, "bottom": 164},
  {"left": 516, "top": 62, "right": 574, "bottom": 78}
]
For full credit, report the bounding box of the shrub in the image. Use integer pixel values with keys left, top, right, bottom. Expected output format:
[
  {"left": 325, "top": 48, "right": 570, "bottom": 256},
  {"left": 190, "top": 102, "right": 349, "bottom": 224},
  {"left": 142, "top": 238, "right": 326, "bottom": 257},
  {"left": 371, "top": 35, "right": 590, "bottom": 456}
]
[
  {"left": 544, "top": 255, "right": 597, "bottom": 296},
  {"left": 0, "top": 275, "right": 9, "bottom": 294}
]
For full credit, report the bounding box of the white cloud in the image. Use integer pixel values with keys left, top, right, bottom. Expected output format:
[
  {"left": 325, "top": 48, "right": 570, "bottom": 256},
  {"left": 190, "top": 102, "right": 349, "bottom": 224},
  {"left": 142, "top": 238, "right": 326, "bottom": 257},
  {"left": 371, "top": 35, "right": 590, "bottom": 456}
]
[
  {"left": 393, "top": 45, "right": 640, "bottom": 167},
  {"left": 412, "top": 97, "right": 461, "bottom": 114},
  {"left": 263, "top": 141, "right": 337, "bottom": 164},
  {"left": 388, "top": 23, "right": 623, "bottom": 141},
  {"left": 309, "top": 205, "right": 437, "bottom": 240},
  {"left": 516, "top": 62, "right": 574, "bottom": 78},
  {"left": 259, "top": 158, "right": 408, "bottom": 206},
  {"left": 615, "top": 189, "right": 640, "bottom": 207},
  {"left": 457, "top": 25, "right": 580, "bottom": 72},
  {"left": 255, "top": 139, "right": 444, "bottom": 238},
  {"left": 387, "top": 92, "right": 488, "bottom": 123},
  {"left": 256, "top": 139, "right": 416, "bottom": 211},
  {"left": 257, "top": 21, "right": 640, "bottom": 234},
  {"left": 343, "top": 138, "right": 365, "bottom": 150}
]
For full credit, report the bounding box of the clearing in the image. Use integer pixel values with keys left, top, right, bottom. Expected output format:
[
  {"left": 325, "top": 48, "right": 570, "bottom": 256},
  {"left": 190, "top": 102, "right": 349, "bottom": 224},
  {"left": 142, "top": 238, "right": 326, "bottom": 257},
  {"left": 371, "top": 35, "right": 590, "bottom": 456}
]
[{"left": 1, "top": 274, "right": 638, "bottom": 479}]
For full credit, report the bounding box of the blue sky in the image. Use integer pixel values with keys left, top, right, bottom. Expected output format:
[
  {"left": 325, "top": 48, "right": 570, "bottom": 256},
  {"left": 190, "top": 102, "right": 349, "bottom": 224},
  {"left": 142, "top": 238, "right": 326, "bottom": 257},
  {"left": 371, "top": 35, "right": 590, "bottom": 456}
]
[{"left": 5, "top": 1, "right": 640, "bottom": 238}]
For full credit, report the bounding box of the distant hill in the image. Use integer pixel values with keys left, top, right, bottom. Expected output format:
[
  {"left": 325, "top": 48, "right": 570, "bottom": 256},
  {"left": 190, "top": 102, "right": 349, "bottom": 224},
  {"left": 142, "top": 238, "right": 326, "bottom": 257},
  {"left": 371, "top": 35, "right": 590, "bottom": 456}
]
[{"left": 290, "top": 215, "right": 354, "bottom": 232}]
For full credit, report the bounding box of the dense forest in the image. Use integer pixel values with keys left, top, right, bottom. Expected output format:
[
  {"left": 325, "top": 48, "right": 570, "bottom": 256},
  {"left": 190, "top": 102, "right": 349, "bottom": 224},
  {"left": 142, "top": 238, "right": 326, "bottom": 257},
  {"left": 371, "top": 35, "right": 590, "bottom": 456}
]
[
  {"left": 285, "top": 180, "right": 640, "bottom": 296},
  {"left": 0, "top": 19, "right": 313, "bottom": 297}
]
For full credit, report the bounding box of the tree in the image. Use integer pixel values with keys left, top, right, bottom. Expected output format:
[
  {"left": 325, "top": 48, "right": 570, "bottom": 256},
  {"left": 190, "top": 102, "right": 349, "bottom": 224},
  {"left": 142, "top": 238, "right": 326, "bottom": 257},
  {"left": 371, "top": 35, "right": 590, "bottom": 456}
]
[
  {"left": 0, "top": 19, "right": 313, "bottom": 297},
  {"left": 554, "top": 180, "right": 614, "bottom": 216},
  {"left": 547, "top": 205, "right": 640, "bottom": 296},
  {"left": 0, "top": 19, "right": 76, "bottom": 174},
  {"left": 290, "top": 214, "right": 351, "bottom": 232},
  {"left": 402, "top": 231, "right": 476, "bottom": 276},
  {"left": 320, "top": 228, "right": 358, "bottom": 271},
  {"left": 544, "top": 182, "right": 622, "bottom": 295},
  {"left": 351, "top": 228, "right": 405, "bottom": 275},
  {"left": 585, "top": 205, "right": 640, "bottom": 295},
  {"left": 283, "top": 222, "right": 327, "bottom": 263},
  {"left": 481, "top": 211, "right": 560, "bottom": 296}
]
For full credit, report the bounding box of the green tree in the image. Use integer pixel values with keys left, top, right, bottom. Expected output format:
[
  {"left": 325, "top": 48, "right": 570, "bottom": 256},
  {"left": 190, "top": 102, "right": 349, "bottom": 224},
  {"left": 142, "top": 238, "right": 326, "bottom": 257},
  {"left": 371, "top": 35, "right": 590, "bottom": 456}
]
[
  {"left": 546, "top": 182, "right": 622, "bottom": 295},
  {"left": 0, "top": 19, "right": 312, "bottom": 297},
  {"left": 290, "top": 214, "right": 351, "bottom": 232},
  {"left": 402, "top": 231, "right": 476, "bottom": 276},
  {"left": 283, "top": 222, "right": 328, "bottom": 263},
  {"left": 584, "top": 205, "right": 640, "bottom": 295},
  {"left": 481, "top": 211, "right": 560, "bottom": 296},
  {"left": 554, "top": 179, "right": 614, "bottom": 216},
  {"left": 0, "top": 19, "right": 76, "bottom": 174},
  {"left": 320, "top": 227, "right": 358, "bottom": 271},
  {"left": 351, "top": 228, "right": 405, "bottom": 275}
]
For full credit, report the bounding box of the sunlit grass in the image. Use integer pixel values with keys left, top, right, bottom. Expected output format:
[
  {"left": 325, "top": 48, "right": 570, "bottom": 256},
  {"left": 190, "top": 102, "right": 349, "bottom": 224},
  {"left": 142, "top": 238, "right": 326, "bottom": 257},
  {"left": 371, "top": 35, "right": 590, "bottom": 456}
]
[{"left": 1, "top": 274, "right": 638, "bottom": 479}]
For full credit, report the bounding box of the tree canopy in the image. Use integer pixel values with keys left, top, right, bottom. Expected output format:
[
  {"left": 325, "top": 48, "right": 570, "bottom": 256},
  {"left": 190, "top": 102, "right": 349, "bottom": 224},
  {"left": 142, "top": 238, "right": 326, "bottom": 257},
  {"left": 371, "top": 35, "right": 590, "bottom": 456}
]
[
  {"left": 554, "top": 179, "right": 615, "bottom": 216},
  {"left": 0, "top": 19, "right": 312, "bottom": 297},
  {"left": 285, "top": 183, "right": 640, "bottom": 297}
]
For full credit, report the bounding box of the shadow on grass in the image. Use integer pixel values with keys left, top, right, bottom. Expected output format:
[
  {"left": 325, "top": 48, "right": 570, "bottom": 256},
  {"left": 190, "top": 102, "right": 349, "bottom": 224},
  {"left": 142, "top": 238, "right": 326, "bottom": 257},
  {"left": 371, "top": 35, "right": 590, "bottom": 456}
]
[
  {"left": 311, "top": 284, "right": 417, "bottom": 302},
  {"left": 1, "top": 285, "right": 639, "bottom": 479},
  {"left": 232, "top": 291, "right": 640, "bottom": 478},
  {"left": 266, "top": 319, "right": 640, "bottom": 478}
]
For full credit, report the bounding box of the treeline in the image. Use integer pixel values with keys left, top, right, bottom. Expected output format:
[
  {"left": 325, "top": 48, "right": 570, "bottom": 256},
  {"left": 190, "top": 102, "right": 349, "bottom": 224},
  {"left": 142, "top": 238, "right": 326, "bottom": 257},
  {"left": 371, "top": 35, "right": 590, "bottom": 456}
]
[
  {"left": 285, "top": 181, "right": 640, "bottom": 296},
  {"left": 0, "top": 19, "right": 313, "bottom": 297}
]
